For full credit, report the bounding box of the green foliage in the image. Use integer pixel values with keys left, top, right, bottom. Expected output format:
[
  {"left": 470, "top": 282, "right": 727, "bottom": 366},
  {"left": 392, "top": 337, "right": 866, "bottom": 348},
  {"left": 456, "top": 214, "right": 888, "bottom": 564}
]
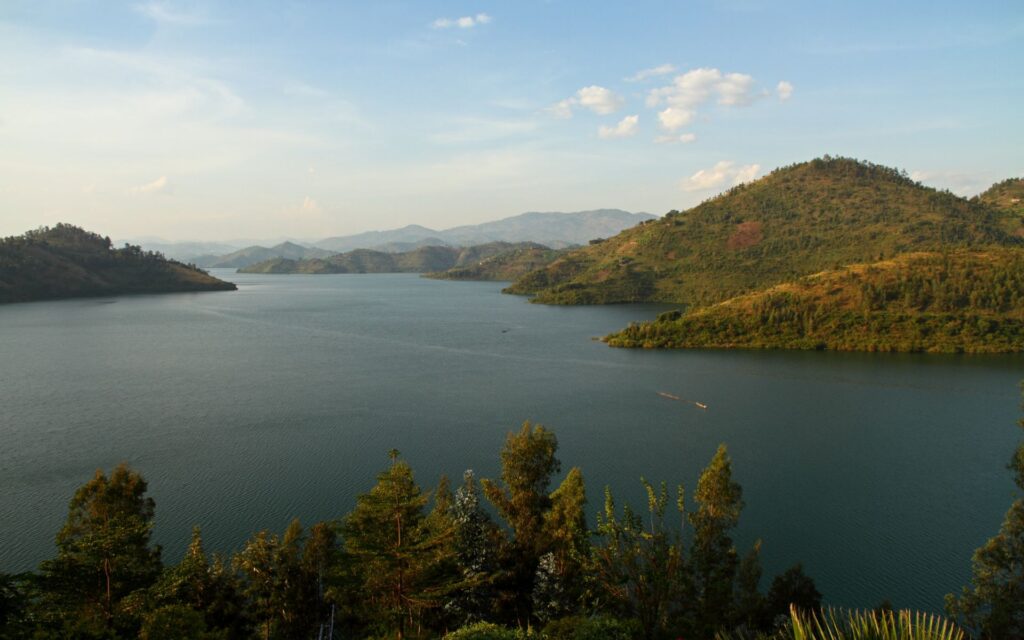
[
  {"left": 447, "top": 470, "right": 501, "bottom": 626},
  {"left": 605, "top": 250, "right": 1024, "bottom": 353},
  {"left": 139, "top": 604, "right": 225, "bottom": 640},
  {"left": 945, "top": 391, "right": 1024, "bottom": 638},
  {"left": 591, "top": 480, "right": 688, "bottom": 639},
  {"left": 0, "top": 223, "right": 235, "bottom": 303},
  {"left": 148, "top": 527, "right": 250, "bottom": 639},
  {"left": 506, "top": 157, "right": 1019, "bottom": 307},
  {"left": 442, "top": 621, "right": 529, "bottom": 639},
  {"left": 482, "top": 422, "right": 564, "bottom": 623},
  {"left": 543, "top": 614, "right": 640, "bottom": 640},
  {"left": 36, "top": 463, "right": 163, "bottom": 637},
  {"left": 787, "top": 606, "right": 965, "bottom": 640},
  {"left": 343, "top": 454, "right": 455, "bottom": 638},
  {"left": 690, "top": 445, "right": 748, "bottom": 637}
]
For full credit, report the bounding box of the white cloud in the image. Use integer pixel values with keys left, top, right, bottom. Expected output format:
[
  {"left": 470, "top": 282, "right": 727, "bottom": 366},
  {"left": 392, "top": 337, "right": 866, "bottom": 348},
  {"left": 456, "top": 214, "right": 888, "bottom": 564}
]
[
  {"left": 547, "top": 85, "right": 624, "bottom": 118},
  {"left": 777, "top": 80, "right": 794, "bottom": 101},
  {"left": 433, "top": 13, "right": 492, "bottom": 29},
  {"left": 576, "top": 86, "right": 624, "bottom": 115},
  {"left": 128, "top": 175, "right": 169, "bottom": 195},
  {"left": 657, "top": 106, "right": 695, "bottom": 131},
  {"left": 625, "top": 63, "right": 676, "bottom": 82},
  {"left": 655, "top": 132, "right": 697, "bottom": 144},
  {"left": 680, "top": 161, "right": 760, "bottom": 192},
  {"left": 546, "top": 99, "right": 575, "bottom": 119},
  {"left": 133, "top": 2, "right": 206, "bottom": 25},
  {"left": 647, "top": 67, "right": 760, "bottom": 110},
  {"left": 598, "top": 115, "right": 639, "bottom": 139}
]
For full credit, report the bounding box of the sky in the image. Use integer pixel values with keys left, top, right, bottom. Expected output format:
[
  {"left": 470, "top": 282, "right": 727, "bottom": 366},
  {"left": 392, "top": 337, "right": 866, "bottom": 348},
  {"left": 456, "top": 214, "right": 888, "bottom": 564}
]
[{"left": 1, "top": 1, "right": 1021, "bottom": 242}]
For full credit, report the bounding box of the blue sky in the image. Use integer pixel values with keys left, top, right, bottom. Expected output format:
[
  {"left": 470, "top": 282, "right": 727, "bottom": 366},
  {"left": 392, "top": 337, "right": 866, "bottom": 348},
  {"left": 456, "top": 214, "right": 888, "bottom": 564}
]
[{"left": 1, "top": 1, "right": 1021, "bottom": 241}]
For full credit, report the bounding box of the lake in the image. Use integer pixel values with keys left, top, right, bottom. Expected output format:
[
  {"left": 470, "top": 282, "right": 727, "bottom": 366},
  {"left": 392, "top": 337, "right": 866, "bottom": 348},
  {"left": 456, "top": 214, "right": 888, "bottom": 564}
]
[{"left": 0, "top": 271, "right": 1021, "bottom": 612}]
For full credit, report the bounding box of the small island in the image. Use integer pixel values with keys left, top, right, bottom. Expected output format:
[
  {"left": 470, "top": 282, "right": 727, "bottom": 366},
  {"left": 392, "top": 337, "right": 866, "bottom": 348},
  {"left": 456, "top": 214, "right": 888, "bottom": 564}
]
[{"left": 0, "top": 224, "right": 237, "bottom": 305}]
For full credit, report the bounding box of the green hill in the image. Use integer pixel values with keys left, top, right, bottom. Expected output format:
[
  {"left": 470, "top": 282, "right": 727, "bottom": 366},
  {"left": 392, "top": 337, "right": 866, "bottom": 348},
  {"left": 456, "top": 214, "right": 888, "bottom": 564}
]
[
  {"left": 239, "top": 242, "right": 545, "bottom": 275},
  {"left": 506, "top": 157, "right": 1018, "bottom": 306},
  {"left": 977, "top": 177, "right": 1024, "bottom": 237},
  {"left": 0, "top": 224, "right": 236, "bottom": 304},
  {"left": 424, "top": 243, "right": 563, "bottom": 281},
  {"left": 604, "top": 250, "right": 1024, "bottom": 353}
]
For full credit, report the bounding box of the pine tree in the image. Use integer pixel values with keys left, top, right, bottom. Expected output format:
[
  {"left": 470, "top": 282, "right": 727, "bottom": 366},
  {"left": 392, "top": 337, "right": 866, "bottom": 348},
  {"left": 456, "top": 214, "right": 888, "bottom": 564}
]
[
  {"left": 37, "top": 463, "right": 162, "bottom": 637},
  {"left": 343, "top": 452, "right": 451, "bottom": 638}
]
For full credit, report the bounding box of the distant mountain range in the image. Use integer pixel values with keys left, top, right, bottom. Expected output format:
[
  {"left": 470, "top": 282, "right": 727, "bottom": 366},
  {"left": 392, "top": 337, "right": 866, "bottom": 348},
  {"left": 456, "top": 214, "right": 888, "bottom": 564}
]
[
  {"left": 143, "top": 209, "right": 656, "bottom": 269},
  {"left": 191, "top": 242, "right": 334, "bottom": 269},
  {"left": 313, "top": 209, "right": 656, "bottom": 253}
]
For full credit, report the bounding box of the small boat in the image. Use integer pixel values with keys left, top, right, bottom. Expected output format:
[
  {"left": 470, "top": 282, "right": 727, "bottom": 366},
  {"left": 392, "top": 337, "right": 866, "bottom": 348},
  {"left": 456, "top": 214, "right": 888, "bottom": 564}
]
[{"left": 695, "top": 402, "right": 708, "bottom": 410}]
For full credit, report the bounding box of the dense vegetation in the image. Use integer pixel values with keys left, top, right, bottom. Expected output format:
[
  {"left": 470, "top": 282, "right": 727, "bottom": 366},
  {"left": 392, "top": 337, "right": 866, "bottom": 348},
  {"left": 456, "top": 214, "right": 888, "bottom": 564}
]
[
  {"left": 605, "top": 250, "right": 1024, "bottom": 353},
  {"left": 976, "top": 177, "right": 1024, "bottom": 238},
  {"left": 5, "top": 402, "right": 1022, "bottom": 640},
  {"left": 0, "top": 224, "right": 236, "bottom": 304},
  {"left": 501, "top": 158, "right": 1024, "bottom": 353},
  {"left": 506, "top": 157, "right": 1018, "bottom": 307},
  {"left": 240, "top": 242, "right": 556, "bottom": 276}
]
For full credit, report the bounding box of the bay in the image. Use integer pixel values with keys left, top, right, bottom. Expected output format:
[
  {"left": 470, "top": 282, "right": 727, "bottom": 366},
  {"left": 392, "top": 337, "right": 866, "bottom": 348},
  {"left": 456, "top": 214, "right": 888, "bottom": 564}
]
[{"left": 0, "top": 271, "right": 1020, "bottom": 612}]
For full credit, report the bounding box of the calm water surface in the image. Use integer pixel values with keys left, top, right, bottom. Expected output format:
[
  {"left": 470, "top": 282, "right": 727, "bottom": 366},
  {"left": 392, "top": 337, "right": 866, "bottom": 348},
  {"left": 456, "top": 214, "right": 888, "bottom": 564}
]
[{"left": 1, "top": 272, "right": 1021, "bottom": 612}]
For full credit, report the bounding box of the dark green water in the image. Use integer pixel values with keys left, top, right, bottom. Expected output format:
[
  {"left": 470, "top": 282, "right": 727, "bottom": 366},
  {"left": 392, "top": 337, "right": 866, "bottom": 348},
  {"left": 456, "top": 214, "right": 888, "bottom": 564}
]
[{"left": 0, "top": 272, "right": 1020, "bottom": 612}]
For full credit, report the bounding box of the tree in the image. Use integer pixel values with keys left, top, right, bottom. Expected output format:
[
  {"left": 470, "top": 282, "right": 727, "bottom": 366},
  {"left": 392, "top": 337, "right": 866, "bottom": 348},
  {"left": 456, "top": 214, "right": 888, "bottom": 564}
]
[
  {"left": 445, "top": 470, "right": 500, "bottom": 626},
  {"left": 37, "top": 463, "right": 162, "bottom": 637},
  {"left": 689, "top": 444, "right": 744, "bottom": 637},
  {"left": 150, "top": 527, "right": 250, "bottom": 639},
  {"left": 947, "top": 391, "right": 1024, "bottom": 638},
  {"left": 764, "top": 564, "right": 821, "bottom": 627},
  {"left": 343, "top": 453, "right": 452, "bottom": 638},
  {"left": 591, "top": 481, "right": 688, "bottom": 640},
  {"left": 482, "top": 421, "right": 561, "bottom": 623},
  {"left": 534, "top": 467, "right": 589, "bottom": 621}
]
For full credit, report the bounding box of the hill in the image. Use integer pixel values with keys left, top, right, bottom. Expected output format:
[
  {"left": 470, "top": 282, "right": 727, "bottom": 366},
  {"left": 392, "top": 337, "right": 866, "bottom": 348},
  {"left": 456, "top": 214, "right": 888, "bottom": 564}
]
[
  {"left": 193, "top": 241, "right": 334, "bottom": 268},
  {"left": 977, "top": 177, "right": 1024, "bottom": 237},
  {"left": 313, "top": 209, "right": 655, "bottom": 253},
  {"left": 425, "top": 243, "right": 565, "bottom": 281},
  {"left": 604, "top": 250, "right": 1024, "bottom": 353},
  {"left": 506, "top": 157, "right": 1019, "bottom": 306},
  {"left": 239, "top": 242, "right": 543, "bottom": 275},
  {"left": 0, "top": 224, "right": 236, "bottom": 304}
]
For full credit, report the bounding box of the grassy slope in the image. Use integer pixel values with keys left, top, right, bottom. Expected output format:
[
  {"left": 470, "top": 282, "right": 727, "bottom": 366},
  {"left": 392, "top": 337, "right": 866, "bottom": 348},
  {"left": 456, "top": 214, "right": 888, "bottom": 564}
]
[
  {"left": 240, "top": 242, "right": 548, "bottom": 275},
  {"left": 604, "top": 250, "right": 1024, "bottom": 353},
  {"left": 506, "top": 157, "right": 1017, "bottom": 306},
  {"left": 0, "top": 224, "right": 236, "bottom": 304}
]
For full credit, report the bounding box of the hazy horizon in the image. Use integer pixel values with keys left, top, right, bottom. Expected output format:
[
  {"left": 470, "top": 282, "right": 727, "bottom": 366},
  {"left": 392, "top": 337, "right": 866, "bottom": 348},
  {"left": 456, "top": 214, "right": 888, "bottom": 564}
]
[{"left": 2, "top": 1, "right": 1021, "bottom": 242}]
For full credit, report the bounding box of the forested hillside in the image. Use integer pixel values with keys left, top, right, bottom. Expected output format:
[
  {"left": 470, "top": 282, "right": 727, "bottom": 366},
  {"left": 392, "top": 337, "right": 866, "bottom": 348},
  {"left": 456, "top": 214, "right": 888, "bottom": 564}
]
[
  {"left": 605, "top": 250, "right": 1024, "bottom": 352},
  {"left": 0, "top": 224, "right": 236, "bottom": 304},
  {"left": 506, "top": 157, "right": 1018, "bottom": 306}
]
